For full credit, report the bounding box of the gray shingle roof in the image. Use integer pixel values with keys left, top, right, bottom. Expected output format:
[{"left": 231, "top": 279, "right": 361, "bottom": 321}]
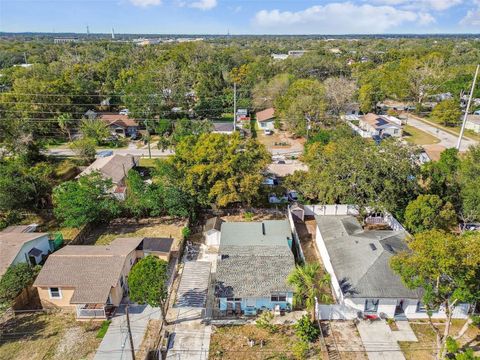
[
  {"left": 204, "top": 217, "right": 224, "bottom": 232},
  {"left": 315, "top": 215, "right": 421, "bottom": 299},
  {"left": 78, "top": 154, "right": 140, "bottom": 184},
  {"left": 215, "top": 220, "right": 295, "bottom": 298}
]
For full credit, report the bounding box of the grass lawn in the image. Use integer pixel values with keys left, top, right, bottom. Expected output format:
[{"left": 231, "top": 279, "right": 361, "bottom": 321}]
[
  {"left": 89, "top": 217, "right": 186, "bottom": 248},
  {"left": 0, "top": 312, "right": 102, "bottom": 360},
  {"left": 399, "top": 320, "right": 480, "bottom": 360},
  {"left": 139, "top": 158, "right": 160, "bottom": 168},
  {"left": 209, "top": 324, "right": 322, "bottom": 360},
  {"left": 403, "top": 125, "right": 441, "bottom": 145}
]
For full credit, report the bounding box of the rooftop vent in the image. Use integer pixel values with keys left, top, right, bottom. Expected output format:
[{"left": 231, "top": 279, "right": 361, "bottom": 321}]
[
  {"left": 385, "top": 244, "right": 394, "bottom": 253},
  {"left": 369, "top": 243, "right": 377, "bottom": 251}
]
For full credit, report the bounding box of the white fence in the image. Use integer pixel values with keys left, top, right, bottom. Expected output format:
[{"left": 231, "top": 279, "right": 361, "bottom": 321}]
[
  {"left": 76, "top": 305, "right": 106, "bottom": 319},
  {"left": 287, "top": 207, "right": 305, "bottom": 262},
  {"left": 345, "top": 121, "right": 372, "bottom": 138},
  {"left": 303, "top": 204, "right": 359, "bottom": 217}
]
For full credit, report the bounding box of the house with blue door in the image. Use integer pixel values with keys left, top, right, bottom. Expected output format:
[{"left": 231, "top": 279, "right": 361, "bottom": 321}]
[{"left": 214, "top": 220, "right": 295, "bottom": 317}]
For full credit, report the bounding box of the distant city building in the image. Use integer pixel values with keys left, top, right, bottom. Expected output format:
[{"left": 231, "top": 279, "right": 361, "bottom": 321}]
[
  {"left": 287, "top": 50, "right": 308, "bottom": 57},
  {"left": 54, "top": 38, "right": 79, "bottom": 44}
]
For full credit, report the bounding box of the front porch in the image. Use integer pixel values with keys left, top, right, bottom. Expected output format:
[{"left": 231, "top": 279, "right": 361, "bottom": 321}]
[{"left": 75, "top": 304, "right": 116, "bottom": 320}]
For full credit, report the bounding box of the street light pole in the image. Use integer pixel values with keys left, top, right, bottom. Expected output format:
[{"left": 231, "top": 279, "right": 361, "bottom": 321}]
[
  {"left": 233, "top": 82, "right": 237, "bottom": 131},
  {"left": 457, "top": 64, "right": 479, "bottom": 150}
]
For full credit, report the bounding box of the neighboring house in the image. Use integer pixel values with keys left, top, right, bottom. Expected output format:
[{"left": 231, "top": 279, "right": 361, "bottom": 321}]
[
  {"left": 313, "top": 210, "right": 469, "bottom": 320},
  {"left": 214, "top": 220, "right": 296, "bottom": 316},
  {"left": 0, "top": 229, "right": 51, "bottom": 277},
  {"left": 204, "top": 217, "right": 224, "bottom": 247},
  {"left": 377, "top": 100, "right": 415, "bottom": 113},
  {"left": 212, "top": 122, "right": 235, "bottom": 135},
  {"left": 34, "top": 237, "right": 173, "bottom": 320},
  {"left": 256, "top": 108, "right": 276, "bottom": 131},
  {"left": 465, "top": 115, "right": 480, "bottom": 134},
  {"left": 358, "top": 113, "right": 403, "bottom": 139},
  {"left": 99, "top": 113, "right": 139, "bottom": 137},
  {"left": 77, "top": 154, "right": 140, "bottom": 200},
  {"left": 288, "top": 50, "right": 308, "bottom": 57},
  {"left": 271, "top": 53, "right": 289, "bottom": 60}
]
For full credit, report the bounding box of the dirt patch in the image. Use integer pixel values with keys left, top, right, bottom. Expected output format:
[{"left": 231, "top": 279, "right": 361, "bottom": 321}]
[
  {"left": 0, "top": 312, "right": 101, "bottom": 360},
  {"left": 295, "top": 217, "right": 321, "bottom": 264},
  {"left": 329, "top": 321, "right": 368, "bottom": 360},
  {"left": 83, "top": 217, "right": 186, "bottom": 250},
  {"left": 209, "top": 324, "right": 322, "bottom": 360}
]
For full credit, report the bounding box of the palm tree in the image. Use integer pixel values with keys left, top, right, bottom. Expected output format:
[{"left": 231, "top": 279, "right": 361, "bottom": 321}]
[{"left": 287, "top": 263, "right": 331, "bottom": 321}]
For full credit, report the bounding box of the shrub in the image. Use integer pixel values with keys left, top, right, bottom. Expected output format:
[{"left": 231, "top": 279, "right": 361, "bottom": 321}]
[
  {"left": 182, "top": 226, "right": 191, "bottom": 239},
  {"left": 0, "top": 263, "right": 41, "bottom": 306},
  {"left": 255, "top": 310, "right": 278, "bottom": 333},
  {"left": 294, "top": 315, "right": 320, "bottom": 343},
  {"left": 243, "top": 212, "right": 254, "bottom": 221},
  {"left": 470, "top": 315, "right": 480, "bottom": 327},
  {"left": 96, "top": 320, "right": 111, "bottom": 338},
  {"left": 292, "top": 340, "right": 309, "bottom": 360}
]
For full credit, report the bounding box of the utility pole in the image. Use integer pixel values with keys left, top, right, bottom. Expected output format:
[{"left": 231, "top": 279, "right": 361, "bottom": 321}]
[
  {"left": 233, "top": 82, "right": 237, "bottom": 131},
  {"left": 126, "top": 305, "right": 136, "bottom": 360},
  {"left": 457, "top": 64, "right": 479, "bottom": 150},
  {"left": 23, "top": 52, "right": 28, "bottom": 65},
  {"left": 145, "top": 119, "right": 152, "bottom": 159}
]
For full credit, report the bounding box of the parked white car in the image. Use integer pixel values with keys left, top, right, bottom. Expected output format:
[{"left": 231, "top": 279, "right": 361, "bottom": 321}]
[
  {"left": 119, "top": 109, "right": 129, "bottom": 115},
  {"left": 264, "top": 129, "right": 273, "bottom": 135}
]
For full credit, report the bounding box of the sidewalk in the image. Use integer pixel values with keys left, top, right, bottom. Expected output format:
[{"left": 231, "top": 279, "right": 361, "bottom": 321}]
[
  {"left": 357, "top": 320, "right": 417, "bottom": 360},
  {"left": 94, "top": 305, "right": 161, "bottom": 360}
]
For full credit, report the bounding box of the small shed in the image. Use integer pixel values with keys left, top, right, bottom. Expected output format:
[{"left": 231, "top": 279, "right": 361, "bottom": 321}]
[
  {"left": 142, "top": 237, "right": 174, "bottom": 261},
  {"left": 290, "top": 203, "right": 305, "bottom": 222},
  {"left": 204, "top": 217, "right": 224, "bottom": 247}
]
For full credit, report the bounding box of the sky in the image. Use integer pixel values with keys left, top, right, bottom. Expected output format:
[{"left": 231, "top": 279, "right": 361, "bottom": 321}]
[{"left": 1, "top": 0, "right": 480, "bottom": 35}]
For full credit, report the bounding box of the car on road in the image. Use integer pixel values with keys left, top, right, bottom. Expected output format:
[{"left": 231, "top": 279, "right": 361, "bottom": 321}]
[{"left": 264, "top": 129, "right": 273, "bottom": 135}]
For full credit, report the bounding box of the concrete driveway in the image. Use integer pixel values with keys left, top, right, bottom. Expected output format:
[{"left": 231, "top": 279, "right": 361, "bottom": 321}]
[
  {"left": 406, "top": 116, "right": 477, "bottom": 152},
  {"left": 94, "top": 305, "right": 161, "bottom": 360},
  {"left": 356, "top": 320, "right": 417, "bottom": 360}
]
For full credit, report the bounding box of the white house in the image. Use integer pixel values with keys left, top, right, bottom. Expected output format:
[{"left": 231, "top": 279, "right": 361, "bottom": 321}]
[
  {"left": 0, "top": 229, "right": 51, "bottom": 277},
  {"left": 310, "top": 206, "right": 469, "bottom": 320},
  {"left": 465, "top": 115, "right": 480, "bottom": 134},
  {"left": 256, "top": 108, "right": 276, "bottom": 131},
  {"left": 358, "top": 113, "right": 403, "bottom": 138}
]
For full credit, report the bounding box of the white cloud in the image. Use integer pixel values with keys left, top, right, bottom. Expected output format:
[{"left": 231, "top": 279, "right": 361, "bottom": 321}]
[
  {"left": 460, "top": 8, "right": 480, "bottom": 27},
  {"left": 370, "top": 0, "right": 462, "bottom": 11},
  {"left": 129, "top": 0, "right": 162, "bottom": 7},
  {"left": 189, "top": 0, "right": 217, "bottom": 10},
  {"left": 253, "top": 2, "right": 435, "bottom": 34}
]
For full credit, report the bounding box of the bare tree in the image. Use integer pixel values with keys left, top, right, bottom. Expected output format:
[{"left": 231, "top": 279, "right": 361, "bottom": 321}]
[{"left": 324, "top": 77, "right": 357, "bottom": 117}]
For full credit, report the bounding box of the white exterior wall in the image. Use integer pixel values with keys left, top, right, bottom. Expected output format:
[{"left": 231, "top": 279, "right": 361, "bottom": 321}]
[
  {"left": 205, "top": 230, "right": 221, "bottom": 247},
  {"left": 12, "top": 234, "right": 51, "bottom": 266},
  {"left": 315, "top": 225, "right": 342, "bottom": 301},
  {"left": 258, "top": 120, "right": 275, "bottom": 130},
  {"left": 303, "top": 204, "right": 359, "bottom": 217},
  {"left": 465, "top": 121, "right": 480, "bottom": 133}
]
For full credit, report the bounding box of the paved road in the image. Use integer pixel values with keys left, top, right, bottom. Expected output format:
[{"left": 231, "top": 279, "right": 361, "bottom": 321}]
[
  {"left": 47, "top": 146, "right": 174, "bottom": 158},
  {"left": 94, "top": 305, "right": 161, "bottom": 360},
  {"left": 406, "top": 116, "right": 477, "bottom": 152}
]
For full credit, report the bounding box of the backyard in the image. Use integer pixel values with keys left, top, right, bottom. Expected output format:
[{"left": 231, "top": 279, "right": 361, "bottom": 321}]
[
  {"left": 209, "top": 324, "right": 323, "bottom": 360},
  {"left": 0, "top": 311, "right": 102, "bottom": 360},
  {"left": 399, "top": 319, "right": 480, "bottom": 360},
  {"left": 83, "top": 217, "right": 186, "bottom": 248}
]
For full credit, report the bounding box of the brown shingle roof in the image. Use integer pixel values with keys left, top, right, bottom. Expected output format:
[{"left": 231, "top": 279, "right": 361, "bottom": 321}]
[
  {"left": 78, "top": 154, "right": 140, "bottom": 184},
  {"left": 0, "top": 232, "right": 49, "bottom": 276},
  {"left": 256, "top": 108, "right": 275, "bottom": 122},
  {"left": 33, "top": 237, "right": 143, "bottom": 304},
  {"left": 99, "top": 114, "right": 138, "bottom": 128}
]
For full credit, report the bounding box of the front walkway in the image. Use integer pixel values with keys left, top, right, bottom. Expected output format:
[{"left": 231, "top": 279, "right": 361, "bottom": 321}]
[
  {"left": 94, "top": 304, "right": 161, "bottom": 360},
  {"left": 357, "top": 320, "right": 417, "bottom": 360}
]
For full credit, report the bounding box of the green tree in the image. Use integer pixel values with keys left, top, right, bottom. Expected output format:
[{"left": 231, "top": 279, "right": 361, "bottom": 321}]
[
  {"left": 0, "top": 263, "right": 41, "bottom": 311},
  {"left": 287, "top": 263, "right": 331, "bottom": 321},
  {"left": 80, "top": 118, "right": 109, "bottom": 145},
  {"left": 56, "top": 113, "right": 75, "bottom": 141},
  {"left": 390, "top": 230, "right": 480, "bottom": 359},
  {"left": 124, "top": 170, "right": 164, "bottom": 218},
  {"left": 69, "top": 137, "right": 97, "bottom": 164},
  {"left": 459, "top": 145, "right": 480, "bottom": 222},
  {"left": 404, "top": 194, "right": 457, "bottom": 234},
  {"left": 160, "top": 133, "right": 270, "bottom": 208},
  {"left": 128, "top": 255, "right": 169, "bottom": 324},
  {"left": 294, "top": 314, "right": 320, "bottom": 342},
  {"left": 53, "top": 172, "right": 121, "bottom": 227},
  {"left": 431, "top": 100, "right": 462, "bottom": 127}
]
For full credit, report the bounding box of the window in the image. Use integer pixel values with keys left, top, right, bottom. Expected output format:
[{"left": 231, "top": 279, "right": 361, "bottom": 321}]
[
  {"left": 49, "top": 287, "right": 61, "bottom": 299},
  {"left": 271, "top": 293, "right": 287, "bottom": 302},
  {"left": 226, "top": 297, "right": 242, "bottom": 302},
  {"left": 364, "top": 299, "right": 379, "bottom": 313},
  {"left": 416, "top": 301, "right": 427, "bottom": 313}
]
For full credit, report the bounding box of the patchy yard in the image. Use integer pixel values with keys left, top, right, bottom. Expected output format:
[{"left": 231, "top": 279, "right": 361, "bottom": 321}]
[
  {"left": 84, "top": 217, "right": 186, "bottom": 249},
  {"left": 0, "top": 311, "right": 101, "bottom": 360},
  {"left": 256, "top": 129, "right": 305, "bottom": 155},
  {"left": 403, "top": 125, "right": 440, "bottom": 146},
  {"left": 399, "top": 320, "right": 480, "bottom": 360},
  {"left": 330, "top": 321, "right": 367, "bottom": 360},
  {"left": 209, "top": 324, "right": 323, "bottom": 360}
]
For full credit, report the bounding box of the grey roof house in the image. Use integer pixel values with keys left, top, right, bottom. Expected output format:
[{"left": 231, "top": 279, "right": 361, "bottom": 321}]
[
  {"left": 214, "top": 220, "right": 296, "bottom": 316},
  {"left": 314, "top": 212, "right": 469, "bottom": 320}
]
